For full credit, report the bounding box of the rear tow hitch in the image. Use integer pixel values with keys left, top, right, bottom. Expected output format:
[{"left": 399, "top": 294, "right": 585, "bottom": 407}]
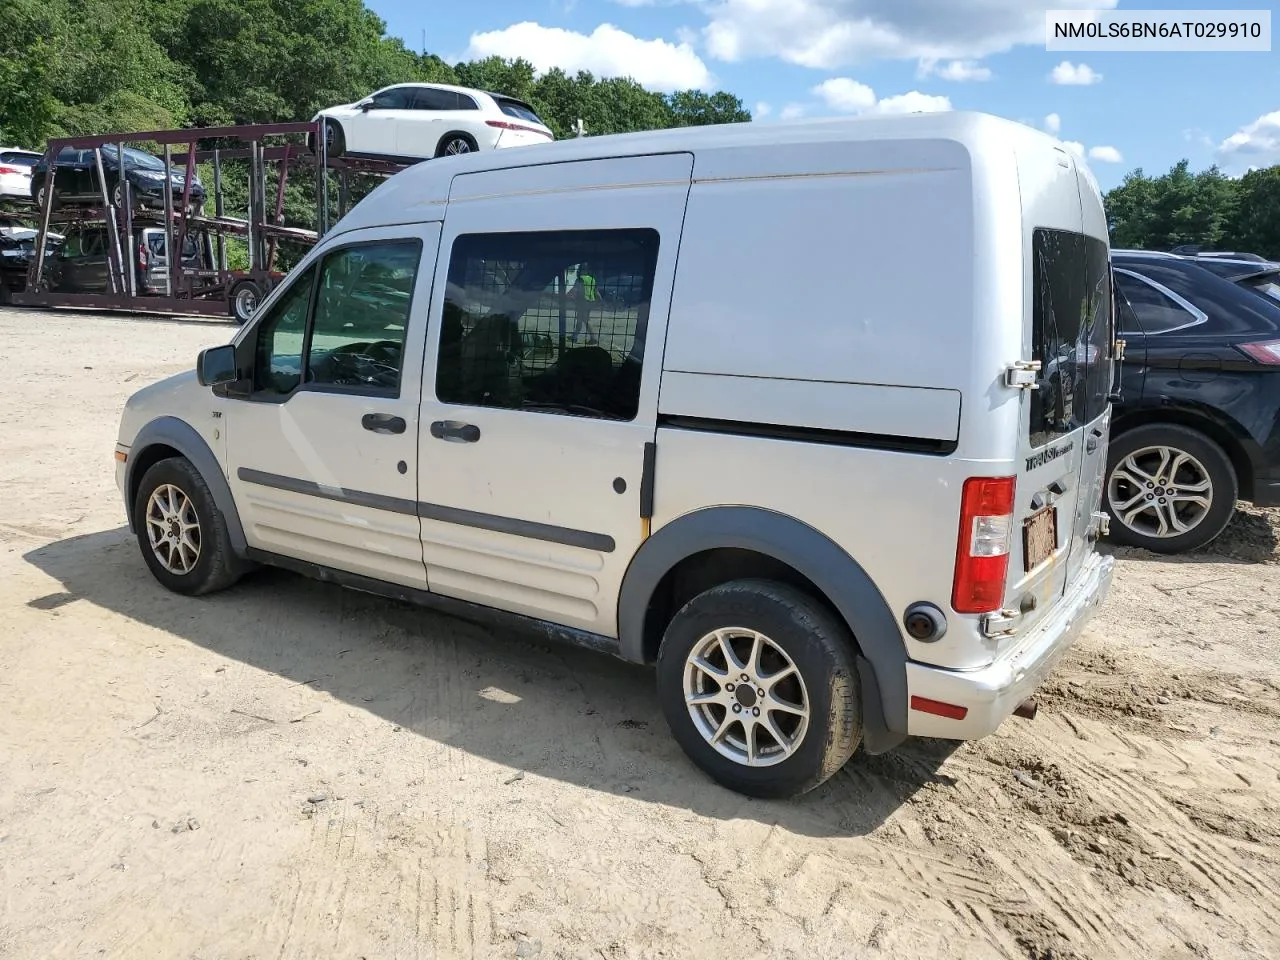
[{"left": 1012, "top": 698, "right": 1039, "bottom": 720}]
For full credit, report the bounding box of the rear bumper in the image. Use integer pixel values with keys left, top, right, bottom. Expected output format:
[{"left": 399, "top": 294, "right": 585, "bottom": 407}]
[{"left": 905, "top": 550, "right": 1115, "bottom": 739}]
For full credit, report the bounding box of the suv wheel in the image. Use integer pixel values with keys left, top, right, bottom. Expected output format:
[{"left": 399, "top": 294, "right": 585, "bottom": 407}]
[
  {"left": 656, "top": 579, "right": 862, "bottom": 798},
  {"left": 323, "top": 119, "right": 345, "bottom": 158},
  {"left": 435, "top": 134, "right": 477, "bottom": 158},
  {"left": 1104, "top": 423, "right": 1238, "bottom": 553},
  {"left": 133, "top": 457, "right": 247, "bottom": 596}
]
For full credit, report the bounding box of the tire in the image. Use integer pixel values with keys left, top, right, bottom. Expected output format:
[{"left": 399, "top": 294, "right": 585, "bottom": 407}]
[
  {"left": 1104, "top": 422, "right": 1238, "bottom": 554},
  {"left": 132, "top": 457, "right": 248, "bottom": 596},
  {"left": 112, "top": 180, "right": 126, "bottom": 208},
  {"left": 435, "top": 133, "right": 477, "bottom": 158},
  {"left": 35, "top": 184, "right": 56, "bottom": 211},
  {"left": 229, "top": 279, "right": 262, "bottom": 324},
  {"left": 655, "top": 579, "right": 862, "bottom": 799},
  {"left": 323, "top": 119, "right": 346, "bottom": 159}
]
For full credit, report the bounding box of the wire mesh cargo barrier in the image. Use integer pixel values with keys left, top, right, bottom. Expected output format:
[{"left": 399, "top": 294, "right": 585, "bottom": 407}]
[{"left": 437, "top": 228, "right": 659, "bottom": 421}]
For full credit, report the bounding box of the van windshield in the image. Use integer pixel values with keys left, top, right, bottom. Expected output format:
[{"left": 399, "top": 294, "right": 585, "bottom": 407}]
[{"left": 1029, "top": 228, "right": 1113, "bottom": 447}]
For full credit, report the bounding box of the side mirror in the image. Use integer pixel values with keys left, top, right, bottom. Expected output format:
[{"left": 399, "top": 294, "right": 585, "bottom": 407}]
[
  {"left": 360, "top": 101, "right": 373, "bottom": 112},
  {"left": 197, "top": 344, "right": 238, "bottom": 387}
]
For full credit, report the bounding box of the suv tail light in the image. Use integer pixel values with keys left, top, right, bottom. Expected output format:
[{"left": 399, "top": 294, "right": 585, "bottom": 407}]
[
  {"left": 1238, "top": 339, "right": 1280, "bottom": 365},
  {"left": 485, "top": 119, "right": 553, "bottom": 139},
  {"left": 0, "top": 166, "right": 21, "bottom": 176},
  {"left": 952, "top": 476, "right": 1016, "bottom": 614}
]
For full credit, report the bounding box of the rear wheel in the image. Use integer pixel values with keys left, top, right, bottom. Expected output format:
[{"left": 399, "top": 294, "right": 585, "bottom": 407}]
[
  {"left": 435, "top": 133, "right": 477, "bottom": 158},
  {"left": 323, "top": 119, "right": 346, "bottom": 158},
  {"left": 656, "top": 579, "right": 862, "bottom": 798},
  {"left": 1104, "top": 423, "right": 1238, "bottom": 553},
  {"left": 230, "top": 279, "right": 262, "bottom": 324}
]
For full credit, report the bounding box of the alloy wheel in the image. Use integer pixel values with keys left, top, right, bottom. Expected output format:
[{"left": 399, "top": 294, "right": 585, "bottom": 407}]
[
  {"left": 144, "top": 483, "right": 202, "bottom": 575},
  {"left": 682, "top": 627, "right": 810, "bottom": 767},
  {"left": 1107, "top": 444, "right": 1213, "bottom": 539}
]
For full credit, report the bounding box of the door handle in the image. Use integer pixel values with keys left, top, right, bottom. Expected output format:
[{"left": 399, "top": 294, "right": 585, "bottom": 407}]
[
  {"left": 429, "top": 420, "right": 480, "bottom": 443},
  {"left": 362, "top": 413, "right": 406, "bottom": 434}
]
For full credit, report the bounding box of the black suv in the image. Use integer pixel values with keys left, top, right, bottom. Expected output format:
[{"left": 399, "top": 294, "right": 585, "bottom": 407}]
[
  {"left": 30, "top": 145, "right": 205, "bottom": 213},
  {"left": 1107, "top": 250, "right": 1280, "bottom": 552}
]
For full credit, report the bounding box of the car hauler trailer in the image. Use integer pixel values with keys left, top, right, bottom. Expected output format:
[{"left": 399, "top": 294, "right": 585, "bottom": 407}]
[{"left": 10, "top": 121, "right": 413, "bottom": 320}]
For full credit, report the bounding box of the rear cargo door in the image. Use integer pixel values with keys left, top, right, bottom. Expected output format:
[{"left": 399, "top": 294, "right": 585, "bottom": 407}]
[
  {"left": 1011, "top": 227, "right": 1087, "bottom": 623},
  {"left": 1065, "top": 166, "right": 1115, "bottom": 588},
  {"left": 1006, "top": 150, "right": 1089, "bottom": 629}
]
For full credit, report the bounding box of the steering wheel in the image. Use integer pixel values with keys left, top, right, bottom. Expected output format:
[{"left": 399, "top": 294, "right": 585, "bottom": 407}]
[{"left": 317, "top": 339, "right": 402, "bottom": 388}]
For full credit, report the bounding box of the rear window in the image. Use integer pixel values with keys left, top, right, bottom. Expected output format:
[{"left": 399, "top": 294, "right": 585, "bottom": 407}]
[
  {"left": 0, "top": 152, "right": 39, "bottom": 167},
  {"left": 496, "top": 98, "right": 544, "bottom": 126},
  {"left": 1127, "top": 260, "right": 1280, "bottom": 336},
  {"left": 1029, "top": 228, "right": 1113, "bottom": 448}
]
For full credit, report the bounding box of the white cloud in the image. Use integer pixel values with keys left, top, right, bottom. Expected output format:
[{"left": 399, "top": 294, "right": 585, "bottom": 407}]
[
  {"left": 1088, "top": 145, "right": 1123, "bottom": 163},
  {"left": 874, "top": 91, "right": 952, "bottom": 114},
  {"left": 812, "top": 77, "right": 877, "bottom": 113},
  {"left": 702, "top": 0, "right": 1116, "bottom": 69},
  {"left": 1049, "top": 60, "right": 1102, "bottom": 85},
  {"left": 1062, "top": 140, "right": 1085, "bottom": 158},
  {"left": 753, "top": 101, "right": 772, "bottom": 119},
  {"left": 780, "top": 103, "right": 808, "bottom": 120},
  {"left": 811, "top": 78, "right": 951, "bottom": 116},
  {"left": 466, "top": 22, "right": 712, "bottom": 92},
  {"left": 919, "top": 58, "right": 992, "bottom": 82},
  {"left": 1042, "top": 113, "right": 1062, "bottom": 134},
  {"left": 1218, "top": 110, "right": 1280, "bottom": 168}
]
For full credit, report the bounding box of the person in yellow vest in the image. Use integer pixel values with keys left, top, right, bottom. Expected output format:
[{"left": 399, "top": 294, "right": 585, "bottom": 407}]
[{"left": 570, "top": 262, "right": 599, "bottom": 345}]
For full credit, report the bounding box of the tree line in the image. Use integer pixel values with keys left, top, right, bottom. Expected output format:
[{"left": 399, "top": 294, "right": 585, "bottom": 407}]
[
  {"left": 1105, "top": 160, "right": 1280, "bottom": 260},
  {"left": 0, "top": 0, "right": 749, "bottom": 149}
]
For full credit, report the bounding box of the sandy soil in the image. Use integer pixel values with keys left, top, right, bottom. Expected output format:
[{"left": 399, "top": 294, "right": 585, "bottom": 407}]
[{"left": 1, "top": 306, "right": 1278, "bottom": 960}]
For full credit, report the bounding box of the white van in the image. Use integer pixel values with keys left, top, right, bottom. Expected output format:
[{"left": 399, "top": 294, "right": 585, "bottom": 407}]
[{"left": 114, "top": 112, "right": 1117, "bottom": 798}]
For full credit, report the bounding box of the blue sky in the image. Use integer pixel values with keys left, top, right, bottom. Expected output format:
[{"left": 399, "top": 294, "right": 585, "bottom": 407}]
[{"left": 365, "top": 0, "right": 1280, "bottom": 191}]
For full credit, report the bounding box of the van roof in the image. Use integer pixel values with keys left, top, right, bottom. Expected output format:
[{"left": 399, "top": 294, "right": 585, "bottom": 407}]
[{"left": 336, "top": 110, "right": 1077, "bottom": 236}]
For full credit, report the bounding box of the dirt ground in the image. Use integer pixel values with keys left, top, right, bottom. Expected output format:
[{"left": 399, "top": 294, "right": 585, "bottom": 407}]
[{"left": 1, "top": 306, "right": 1278, "bottom": 960}]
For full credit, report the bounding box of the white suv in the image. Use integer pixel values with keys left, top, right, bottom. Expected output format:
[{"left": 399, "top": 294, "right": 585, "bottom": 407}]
[
  {"left": 0, "top": 148, "right": 42, "bottom": 202},
  {"left": 311, "top": 83, "right": 554, "bottom": 161},
  {"left": 114, "top": 112, "right": 1117, "bottom": 799}
]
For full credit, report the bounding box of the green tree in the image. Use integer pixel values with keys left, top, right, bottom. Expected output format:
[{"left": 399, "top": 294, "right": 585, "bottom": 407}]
[
  {"left": 665, "top": 90, "right": 752, "bottom": 127},
  {"left": 1227, "top": 166, "right": 1280, "bottom": 260}
]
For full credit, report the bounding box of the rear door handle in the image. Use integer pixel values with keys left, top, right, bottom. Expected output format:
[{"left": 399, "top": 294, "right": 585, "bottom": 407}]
[
  {"left": 430, "top": 420, "right": 480, "bottom": 443},
  {"left": 362, "top": 413, "right": 406, "bottom": 434}
]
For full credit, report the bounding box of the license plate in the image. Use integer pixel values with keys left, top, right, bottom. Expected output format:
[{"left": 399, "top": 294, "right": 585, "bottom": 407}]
[{"left": 1023, "top": 507, "right": 1057, "bottom": 572}]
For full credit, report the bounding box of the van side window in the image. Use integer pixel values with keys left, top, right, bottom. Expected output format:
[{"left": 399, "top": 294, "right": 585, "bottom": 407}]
[
  {"left": 305, "top": 240, "right": 422, "bottom": 394},
  {"left": 253, "top": 266, "right": 316, "bottom": 395},
  {"left": 435, "top": 228, "right": 659, "bottom": 421},
  {"left": 1029, "top": 228, "right": 1112, "bottom": 448}
]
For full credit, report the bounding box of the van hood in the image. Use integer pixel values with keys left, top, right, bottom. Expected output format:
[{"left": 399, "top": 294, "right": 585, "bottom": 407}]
[{"left": 117, "top": 368, "right": 206, "bottom": 447}]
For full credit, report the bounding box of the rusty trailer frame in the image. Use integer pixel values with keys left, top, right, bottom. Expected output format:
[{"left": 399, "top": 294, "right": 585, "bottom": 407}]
[{"left": 10, "top": 121, "right": 415, "bottom": 319}]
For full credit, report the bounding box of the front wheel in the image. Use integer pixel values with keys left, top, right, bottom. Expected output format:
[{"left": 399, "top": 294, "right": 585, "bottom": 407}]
[
  {"left": 133, "top": 457, "right": 247, "bottom": 596},
  {"left": 656, "top": 579, "right": 862, "bottom": 798},
  {"left": 1104, "top": 423, "right": 1238, "bottom": 553}
]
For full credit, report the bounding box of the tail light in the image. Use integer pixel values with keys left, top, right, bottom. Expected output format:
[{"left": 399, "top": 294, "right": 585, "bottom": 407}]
[
  {"left": 952, "top": 476, "right": 1016, "bottom": 614},
  {"left": 138, "top": 242, "right": 147, "bottom": 270},
  {"left": 485, "top": 119, "right": 553, "bottom": 138},
  {"left": 1238, "top": 339, "right": 1280, "bottom": 365},
  {"left": 0, "top": 166, "right": 21, "bottom": 175}
]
